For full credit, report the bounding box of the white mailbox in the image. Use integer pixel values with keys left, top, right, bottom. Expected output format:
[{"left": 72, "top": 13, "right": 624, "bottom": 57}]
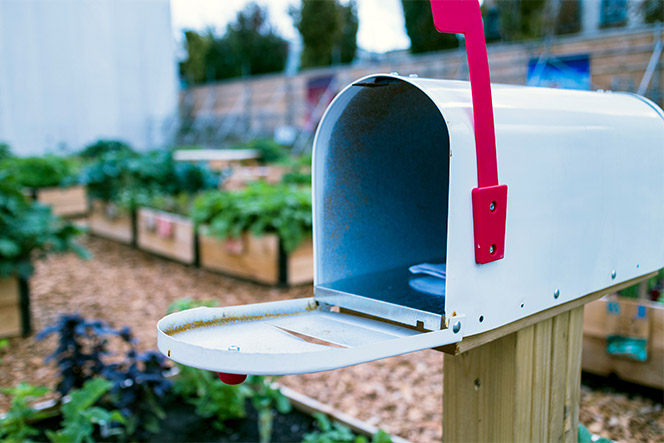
[{"left": 157, "top": 2, "right": 664, "bottom": 380}]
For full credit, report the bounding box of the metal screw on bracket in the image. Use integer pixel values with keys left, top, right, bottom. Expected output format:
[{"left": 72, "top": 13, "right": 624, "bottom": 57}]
[
  {"left": 489, "top": 201, "right": 496, "bottom": 212},
  {"left": 554, "top": 289, "right": 560, "bottom": 299},
  {"left": 452, "top": 321, "right": 461, "bottom": 333},
  {"left": 228, "top": 345, "right": 240, "bottom": 352},
  {"left": 611, "top": 270, "right": 617, "bottom": 279}
]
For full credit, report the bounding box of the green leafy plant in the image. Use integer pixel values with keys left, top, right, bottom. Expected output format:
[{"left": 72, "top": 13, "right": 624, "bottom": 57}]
[
  {"left": 172, "top": 365, "right": 251, "bottom": 430},
  {"left": 282, "top": 170, "right": 312, "bottom": 185},
  {"left": 167, "top": 297, "right": 218, "bottom": 314},
  {"left": 0, "top": 172, "right": 88, "bottom": 278},
  {"left": 0, "top": 383, "right": 52, "bottom": 442},
  {"left": 246, "top": 376, "right": 292, "bottom": 443},
  {"left": 140, "top": 193, "right": 194, "bottom": 217},
  {"left": 191, "top": 181, "right": 312, "bottom": 253},
  {"left": 0, "top": 155, "right": 81, "bottom": 188},
  {"left": 78, "top": 140, "right": 134, "bottom": 160},
  {"left": 232, "top": 138, "right": 289, "bottom": 164},
  {"left": 0, "top": 338, "right": 8, "bottom": 363},
  {"left": 80, "top": 151, "right": 136, "bottom": 202},
  {"left": 0, "top": 142, "right": 11, "bottom": 160},
  {"left": 167, "top": 298, "right": 250, "bottom": 430},
  {"left": 303, "top": 413, "right": 392, "bottom": 443},
  {"left": 82, "top": 150, "right": 218, "bottom": 210},
  {"left": 46, "top": 378, "right": 125, "bottom": 443},
  {"left": 618, "top": 268, "right": 664, "bottom": 302}
]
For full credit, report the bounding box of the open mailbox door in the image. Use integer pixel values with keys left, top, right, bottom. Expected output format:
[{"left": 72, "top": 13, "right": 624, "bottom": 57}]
[{"left": 157, "top": 0, "right": 664, "bottom": 379}]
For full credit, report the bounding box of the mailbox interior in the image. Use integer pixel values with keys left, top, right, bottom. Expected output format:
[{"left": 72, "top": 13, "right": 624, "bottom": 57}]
[{"left": 313, "top": 76, "right": 450, "bottom": 330}]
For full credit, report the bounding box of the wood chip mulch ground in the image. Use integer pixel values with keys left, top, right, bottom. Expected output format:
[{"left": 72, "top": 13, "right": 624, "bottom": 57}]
[{"left": 0, "top": 236, "right": 662, "bottom": 442}]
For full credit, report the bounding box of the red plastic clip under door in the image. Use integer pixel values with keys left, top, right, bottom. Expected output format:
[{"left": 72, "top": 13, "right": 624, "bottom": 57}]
[{"left": 430, "top": 0, "right": 508, "bottom": 264}]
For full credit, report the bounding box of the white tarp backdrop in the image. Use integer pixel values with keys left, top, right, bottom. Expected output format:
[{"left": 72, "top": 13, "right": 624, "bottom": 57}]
[{"left": 0, "top": 0, "right": 178, "bottom": 155}]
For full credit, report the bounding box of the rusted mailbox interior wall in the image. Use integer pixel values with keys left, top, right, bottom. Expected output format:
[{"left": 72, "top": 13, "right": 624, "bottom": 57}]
[{"left": 314, "top": 78, "right": 450, "bottom": 322}]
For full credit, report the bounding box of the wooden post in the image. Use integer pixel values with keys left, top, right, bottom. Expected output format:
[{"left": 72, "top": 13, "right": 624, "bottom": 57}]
[
  {"left": 438, "top": 273, "right": 656, "bottom": 442},
  {"left": 443, "top": 306, "right": 584, "bottom": 442}
]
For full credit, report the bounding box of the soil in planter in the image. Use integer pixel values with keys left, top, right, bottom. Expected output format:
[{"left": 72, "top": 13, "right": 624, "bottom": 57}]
[
  {"left": 31, "top": 397, "right": 319, "bottom": 442},
  {"left": 149, "top": 397, "right": 318, "bottom": 443}
]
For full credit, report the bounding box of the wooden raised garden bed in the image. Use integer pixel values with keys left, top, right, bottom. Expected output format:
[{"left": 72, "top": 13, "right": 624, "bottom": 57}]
[
  {"left": 223, "top": 166, "right": 289, "bottom": 190},
  {"left": 32, "top": 185, "right": 88, "bottom": 217},
  {"left": 199, "top": 230, "right": 313, "bottom": 286},
  {"left": 137, "top": 208, "right": 196, "bottom": 265},
  {"left": 582, "top": 294, "right": 664, "bottom": 389},
  {"left": 0, "top": 276, "right": 30, "bottom": 338},
  {"left": 88, "top": 200, "right": 135, "bottom": 246}
]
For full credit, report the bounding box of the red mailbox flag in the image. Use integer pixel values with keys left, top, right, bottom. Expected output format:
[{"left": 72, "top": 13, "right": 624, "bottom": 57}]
[{"left": 429, "top": 0, "right": 508, "bottom": 265}]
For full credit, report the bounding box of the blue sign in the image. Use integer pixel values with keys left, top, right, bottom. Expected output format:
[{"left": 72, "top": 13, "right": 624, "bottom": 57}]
[{"left": 527, "top": 54, "right": 591, "bottom": 90}]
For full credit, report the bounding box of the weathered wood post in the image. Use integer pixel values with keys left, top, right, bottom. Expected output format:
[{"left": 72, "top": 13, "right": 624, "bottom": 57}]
[{"left": 440, "top": 275, "right": 655, "bottom": 442}]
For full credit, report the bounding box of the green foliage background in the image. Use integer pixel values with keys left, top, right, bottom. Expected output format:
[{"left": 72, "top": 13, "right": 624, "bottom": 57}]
[
  {"left": 0, "top": 172, "right": 87, "bottom": 278},
  {"left": 180, "top": 3, "right": 289, "bottom": 84},
  {"left": 291, "top": 0, "right": 358, "bottom": 68}
]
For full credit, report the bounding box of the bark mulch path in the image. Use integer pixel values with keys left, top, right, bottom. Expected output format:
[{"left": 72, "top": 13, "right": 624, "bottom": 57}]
[{"left": 0, "top": 236, "right": 662, "bottom": 442}]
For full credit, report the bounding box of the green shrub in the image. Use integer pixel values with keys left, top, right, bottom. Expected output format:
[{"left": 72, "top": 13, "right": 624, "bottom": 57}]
[
  {"left": 80, "top": 151, "right": 135, "bottom": 202},
  {"left": 172, "top": 365, "right": 251, "bottom": 430},
  {"left": 303, "top": 413, "right": 392, "bottom": 443},
  {"left": 78, "top": 140, "right": 134, "bottom": 160},
  {"left": 0, "top": 172, "right": 88, "bottom": 278},
  {"left": 232, "top": 139, "right": 289, "bottom": 164},
  {"left": 282, "top": 170, "right": 312, "bottom": 186},
  {"left": 81, "top": 150, "right": 219, "bottom": 209},
  {"left": 46, "top": 378, "right": 125, "bottom": 443},
  {"left": 0, "top": 155, "right": 80, "bottom": 188},
  {"left": 141, "top": 193, "right": 194, "bottom": 216},
  {"left": 0, "top": 383, "right": 52, "bottom": 442},
  {"left": 0, "top": 142, "right": 11, "bottom": 160},
  {"left": 191, "top": 181, "right": 312, "bottom": 253},
  {"left": 167, "top": 297, "right": 218, "bottom": 314},
  {"left": 246, "top": 375, "right": 291, "bottom": 443},
  {"left": 618, "top": 268, "right": 664, "bottom": 302}
]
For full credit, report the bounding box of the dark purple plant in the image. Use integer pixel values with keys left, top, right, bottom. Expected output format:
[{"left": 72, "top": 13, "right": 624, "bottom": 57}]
[{"left": 39, "top": 314, "right": 171, "bottom": 438}]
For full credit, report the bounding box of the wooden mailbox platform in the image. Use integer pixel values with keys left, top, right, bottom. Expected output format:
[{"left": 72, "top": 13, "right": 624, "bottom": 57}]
[
  {"left": 199, "top": 230, "right": 313, "bottom": 286},
  {"left": 439, "top": 273, "right": 655, "bottom": 442}
]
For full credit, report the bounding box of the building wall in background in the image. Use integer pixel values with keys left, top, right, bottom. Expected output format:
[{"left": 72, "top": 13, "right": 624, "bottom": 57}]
[{"left": 0, "top": 0, "right": 178, "bottom": 155}]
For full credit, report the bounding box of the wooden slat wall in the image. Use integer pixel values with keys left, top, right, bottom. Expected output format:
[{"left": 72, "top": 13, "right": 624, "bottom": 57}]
[{"left": 182, "top": 26, "right": 663, "bottom": 140}]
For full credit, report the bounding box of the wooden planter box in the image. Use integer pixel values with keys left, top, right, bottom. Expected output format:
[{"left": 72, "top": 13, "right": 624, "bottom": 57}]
[
  {"left": 199, "top": 229, "right": 313, "bottom": 286},
  {"left": 582, "top": 294, "right": 664, "bottom": 389},
  {"left": 222, "top": 166, "right": 289, "bottom": 190},
  {"left": 28, "top": 185, "right": 88, "bottom": 217},
  {"left": 0, "top": 276, "right": 30, "bottom": 338},
  {"left": 88, "top": 200, "right": 135, "bottom": 246},
  {"left": 137, "top": 208, "right": 196, "bottom": 265}
]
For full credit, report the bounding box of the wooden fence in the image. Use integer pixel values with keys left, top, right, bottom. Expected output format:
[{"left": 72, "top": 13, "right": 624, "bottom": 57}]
[{"left": 179, "top": 25, "right": 663, "bottom": 147}]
